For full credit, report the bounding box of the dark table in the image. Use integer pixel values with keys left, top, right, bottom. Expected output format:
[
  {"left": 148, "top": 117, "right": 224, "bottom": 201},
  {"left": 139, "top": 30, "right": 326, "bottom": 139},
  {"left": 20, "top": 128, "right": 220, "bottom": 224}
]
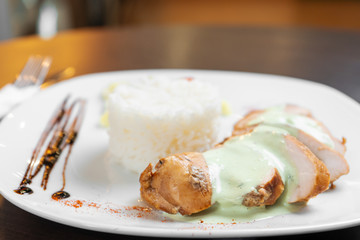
[{"left": 1, "top": 26, "right": 360, "bottom": 239}]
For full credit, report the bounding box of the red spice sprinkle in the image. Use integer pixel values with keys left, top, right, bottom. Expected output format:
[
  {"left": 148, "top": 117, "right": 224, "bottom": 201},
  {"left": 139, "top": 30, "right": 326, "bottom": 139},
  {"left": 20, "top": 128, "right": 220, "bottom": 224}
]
[
  {"left": 185, "top": 77, "right": 194, "bottom": 81},
  {"left": 62, "top": 200, "right": 84, "bottom": 208},
  {"left": 55, "top": 199, "right": 161, "bottom": 220},
  {"left": 87, "top": 202, "right": 101, "bottom": 208},
  {"left": 124, "top": 206, "right": 152, "bottom": 213},
  {"left": 56, "top": 199, "right": 102, "bottom": 209},
  {"left": 107, "top": 208, "right": 122, "bottom": 214}
]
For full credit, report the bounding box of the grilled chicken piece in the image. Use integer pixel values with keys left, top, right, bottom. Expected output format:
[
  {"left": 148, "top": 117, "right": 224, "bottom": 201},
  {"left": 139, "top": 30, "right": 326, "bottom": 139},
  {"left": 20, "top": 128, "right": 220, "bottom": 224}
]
[
  {"left": 296, "top": 130, "right": 349, "bottom": 183},
  {"left": 285, "top": 105, "right": 346, "bottom": 155},
  {"left": 140, "top": 152, "right": 212, "bottom": 215},
  {"left": 231, "top": 127, "right": 330, "bottom": 203},
  {"left": 233, "top": 105, "right": 349, "bottom": 183},
  {"left": 140, "top": 132, "right": 330, "bottom": 214},
  {"left": 140, "top": 152, "right": 285, "bottom": 215},
  {"left": 233, "top": 109, "right": 265, "bottom": 132},
  {"left": 285, "top": 135, "right": 330, "bottom": 203},
  {"left": 285, "top": 104, "right": 312, "bottom": 117},
  {"left": 242, "top": 168, "right": 284, "bottom": 207}
]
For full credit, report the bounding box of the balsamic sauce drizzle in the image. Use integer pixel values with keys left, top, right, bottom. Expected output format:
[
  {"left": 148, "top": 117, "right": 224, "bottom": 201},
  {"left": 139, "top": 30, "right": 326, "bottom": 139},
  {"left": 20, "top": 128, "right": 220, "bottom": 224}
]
[{"left": 14, "top": 95, "right": 86, "bottom": 200}]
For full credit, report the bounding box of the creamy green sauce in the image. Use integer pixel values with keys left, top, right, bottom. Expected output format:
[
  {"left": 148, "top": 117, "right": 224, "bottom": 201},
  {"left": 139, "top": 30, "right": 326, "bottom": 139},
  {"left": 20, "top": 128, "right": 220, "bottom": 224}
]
[
  {"left": 206, "top": 125, "right": 298, "bottom": 205},
  {"left": 169, "top": 197, "right": 304, "bottom": 223},
  {"left": 169, "top": 125, "right": 305, "bottom": 223},
  {"left": 249, "top": 105, "right": 334, "bottom": 148}
]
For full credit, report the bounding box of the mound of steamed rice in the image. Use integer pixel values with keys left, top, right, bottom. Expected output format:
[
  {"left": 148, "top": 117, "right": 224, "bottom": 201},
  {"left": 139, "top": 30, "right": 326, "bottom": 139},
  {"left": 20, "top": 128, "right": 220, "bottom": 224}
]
[{"left": 107, "top": 76, "right": 222, "bottom": 173}]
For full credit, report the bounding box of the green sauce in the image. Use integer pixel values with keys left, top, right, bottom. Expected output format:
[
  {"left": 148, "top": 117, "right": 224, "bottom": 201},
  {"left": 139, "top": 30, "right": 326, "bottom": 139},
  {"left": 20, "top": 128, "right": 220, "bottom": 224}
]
[
  {"left": 249, "top": 105, "right": 334, "bottom": 148},
  {"left": 169, "top": 198, "right": 303, "bottom": 223},
  {"left": 169, "top": 125, "right": 305, "bottom": 223},
  {"left": 207, "top": 125, "right": 299, "bottom": 204}
]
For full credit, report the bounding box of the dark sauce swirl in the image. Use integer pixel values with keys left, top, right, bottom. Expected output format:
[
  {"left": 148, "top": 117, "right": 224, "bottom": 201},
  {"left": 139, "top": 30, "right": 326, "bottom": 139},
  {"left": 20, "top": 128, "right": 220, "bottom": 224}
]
[{"left": 14, "top": 96, "right": 86, "bottom": 199}]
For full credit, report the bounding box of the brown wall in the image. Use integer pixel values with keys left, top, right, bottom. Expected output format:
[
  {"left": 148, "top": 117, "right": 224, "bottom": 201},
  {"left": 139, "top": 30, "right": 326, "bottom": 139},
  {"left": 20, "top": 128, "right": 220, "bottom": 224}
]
[{"left": 106, "top": 0, "right": 360, "bottom": 30}]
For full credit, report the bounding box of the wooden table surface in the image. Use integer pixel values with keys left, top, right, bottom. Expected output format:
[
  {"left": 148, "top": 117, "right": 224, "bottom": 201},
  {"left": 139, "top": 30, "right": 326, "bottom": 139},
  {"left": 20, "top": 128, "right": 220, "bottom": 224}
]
[{"left": 1, "top": 26, "right": 360, "bottom": 240}]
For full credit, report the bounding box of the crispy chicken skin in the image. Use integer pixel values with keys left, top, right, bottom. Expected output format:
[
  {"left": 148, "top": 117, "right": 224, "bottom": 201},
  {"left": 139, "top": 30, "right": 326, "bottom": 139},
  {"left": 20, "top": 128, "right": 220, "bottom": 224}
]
[{"left": 140, "top": 152, "right": 212, "bottom": 215}]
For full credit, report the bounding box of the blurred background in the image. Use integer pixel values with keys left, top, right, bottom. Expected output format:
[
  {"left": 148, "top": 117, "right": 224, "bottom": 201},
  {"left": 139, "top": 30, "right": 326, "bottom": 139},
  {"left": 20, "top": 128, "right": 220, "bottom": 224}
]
[{"left": 1, "top": 0, "right": 360, "bottom": 41}]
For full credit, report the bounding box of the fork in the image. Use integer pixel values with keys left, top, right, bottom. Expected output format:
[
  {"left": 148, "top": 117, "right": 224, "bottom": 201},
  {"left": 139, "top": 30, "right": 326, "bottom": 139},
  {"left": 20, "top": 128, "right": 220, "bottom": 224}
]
[
  {"left": 13, "top": 56, "right": 52, "bottom": 88},
  {"left": 0, "top": 56, "right": 52, "bottom": 120}
]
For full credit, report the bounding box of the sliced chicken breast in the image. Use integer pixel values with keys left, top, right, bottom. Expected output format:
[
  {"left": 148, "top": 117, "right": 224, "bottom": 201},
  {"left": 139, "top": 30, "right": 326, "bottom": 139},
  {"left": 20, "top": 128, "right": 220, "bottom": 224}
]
[
  {"left": 285, "top": 135, "right": 330, "bottom": 203},
  {"left": 232, "top": 126, "right": 330, "bottom": 203},
  {"left": 285, "top": 105, "right": 346, "bottom": 155},
  {"left": 242, "top": 167, "right": 284, "bottom": 207},
  {"left": 296, "top": 130, "right": 349, "bottom": 183},
  {"left": 233, "top": 105, "right": 348, "bottom": 182}
]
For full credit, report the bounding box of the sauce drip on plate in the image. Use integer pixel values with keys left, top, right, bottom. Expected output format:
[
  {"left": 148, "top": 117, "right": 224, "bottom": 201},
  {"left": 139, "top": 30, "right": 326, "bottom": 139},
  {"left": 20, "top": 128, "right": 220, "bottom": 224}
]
[
  {"left": 14, "top": 95, "right": 86, "bottom": 198},
  {"left": 52, "top": 190, "right": 71, "bottom": 200}
]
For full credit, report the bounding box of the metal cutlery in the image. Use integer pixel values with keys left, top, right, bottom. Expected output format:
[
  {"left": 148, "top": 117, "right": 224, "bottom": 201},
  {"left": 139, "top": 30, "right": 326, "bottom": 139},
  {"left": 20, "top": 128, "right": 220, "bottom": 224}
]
[
  {"left": 14, "top": 56, "right": 52, "bottom": 88},
  {"left": 0, "top": 56, "right": 52, "bottom": 120}
]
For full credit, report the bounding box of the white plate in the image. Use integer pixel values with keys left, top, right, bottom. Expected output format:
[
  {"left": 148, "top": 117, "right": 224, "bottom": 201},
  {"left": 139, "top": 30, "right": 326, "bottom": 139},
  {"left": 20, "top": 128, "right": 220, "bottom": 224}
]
[{"left": 0, "top": 69, "right": 360, "bottom": 238}]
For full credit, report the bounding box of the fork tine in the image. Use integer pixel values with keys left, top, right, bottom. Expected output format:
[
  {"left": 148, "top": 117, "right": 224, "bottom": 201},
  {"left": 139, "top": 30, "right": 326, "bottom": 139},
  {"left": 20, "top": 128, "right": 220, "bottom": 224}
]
[
  {"left": 36, "top": 57, "right": 52, "bottom": 86},
  {"left": 14, "top": 56, "right": 36, "bottom": 87},
  {"left": 21, "top": 57, "right": 41, "bottom": 87},
  {"left": 14, "top": 56, "right": 52, "bottom": 88},
  {"left": 15, "top": 56, "right": 41, "bottom": 87},
  {"left": 25, "top": 56, "right": 46, "bottom": 87}
]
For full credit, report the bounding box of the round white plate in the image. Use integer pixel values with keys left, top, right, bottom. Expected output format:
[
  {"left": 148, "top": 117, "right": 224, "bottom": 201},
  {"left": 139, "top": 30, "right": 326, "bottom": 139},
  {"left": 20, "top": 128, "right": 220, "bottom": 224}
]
[{"left": 0, "top": 69, "right": 360, "bottom": 238}]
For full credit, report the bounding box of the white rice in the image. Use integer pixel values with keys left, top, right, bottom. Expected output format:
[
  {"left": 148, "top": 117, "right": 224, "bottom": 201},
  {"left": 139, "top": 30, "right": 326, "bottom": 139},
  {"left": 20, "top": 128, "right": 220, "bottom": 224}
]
[{"left": 107, "top": 76, "right": 222, "bottom": 173}]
